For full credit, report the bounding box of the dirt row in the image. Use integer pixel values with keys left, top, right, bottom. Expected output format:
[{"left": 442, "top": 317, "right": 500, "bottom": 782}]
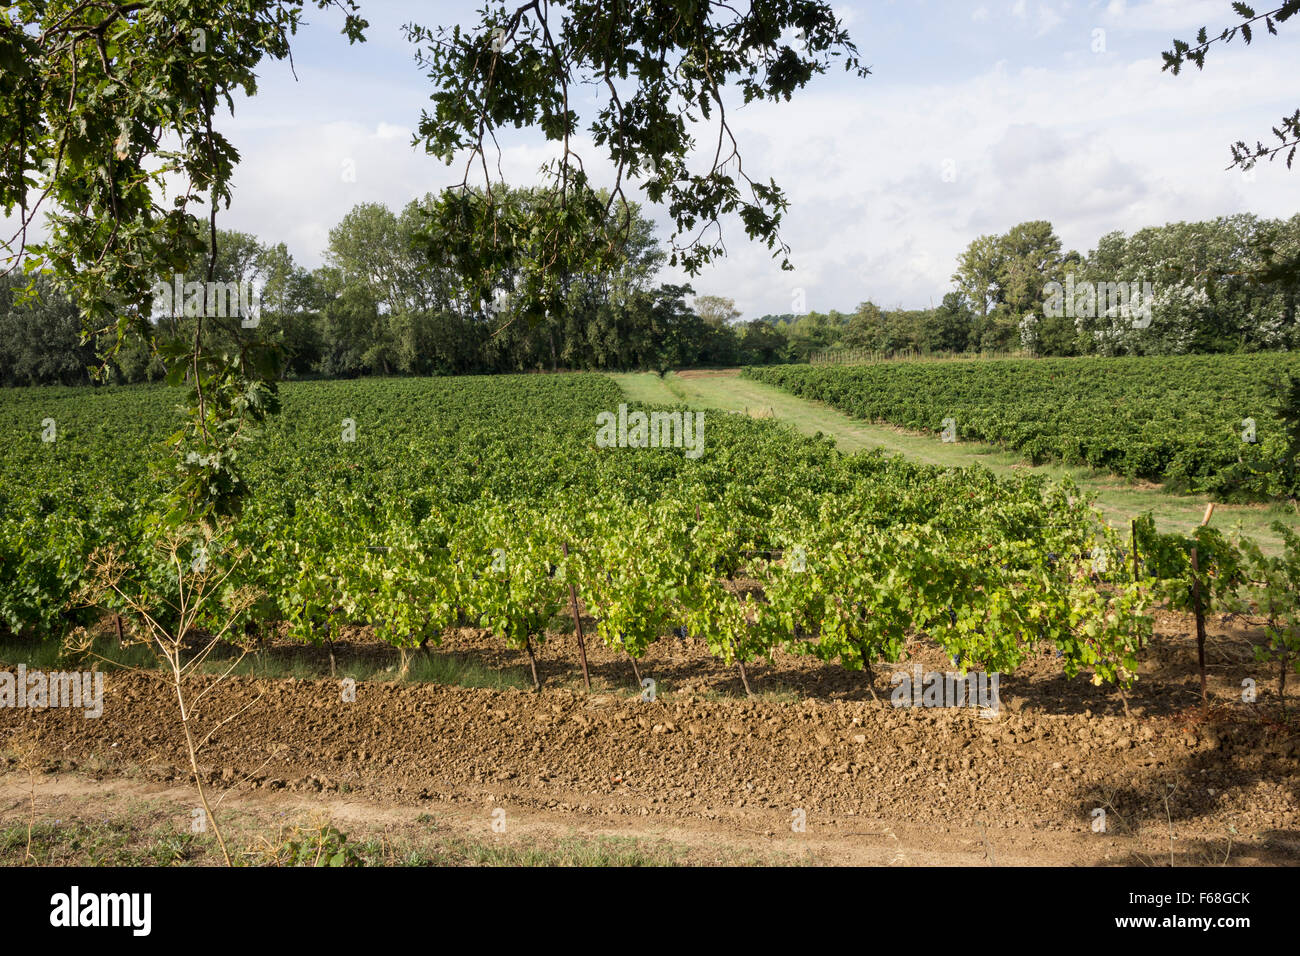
[{"left": 2, "top": 611, "right": 1298, "bottom": 865}]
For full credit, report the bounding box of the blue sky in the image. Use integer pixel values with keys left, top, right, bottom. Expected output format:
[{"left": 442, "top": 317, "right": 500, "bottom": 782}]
[{"left": 20, "top": 1, "right": 1300, "bottom": 318}]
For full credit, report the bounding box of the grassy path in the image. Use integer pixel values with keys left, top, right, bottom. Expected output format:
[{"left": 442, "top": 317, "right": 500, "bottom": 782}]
[{"left": 609, "top": 369, "right": 1300, "bottom": 552}]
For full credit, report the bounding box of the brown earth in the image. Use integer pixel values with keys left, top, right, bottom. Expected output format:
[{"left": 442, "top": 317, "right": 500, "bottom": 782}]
[{"left": 2, "top": 612, "right": 1298, "bottom": 866}]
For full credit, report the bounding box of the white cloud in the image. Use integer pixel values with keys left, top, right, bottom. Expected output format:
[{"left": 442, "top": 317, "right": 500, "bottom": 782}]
[
  {"left": 375, "top": 122, "right": 410, "bottom": 140},
  {"left": 1035, "top": 4, "right": 1066, "bottom": 36},
  {"left": 648, "top": 40, "right": 1300, "bottom": 318},
  {"left": 1101, "top": 0, "right": 1234, "bottom": 33}
]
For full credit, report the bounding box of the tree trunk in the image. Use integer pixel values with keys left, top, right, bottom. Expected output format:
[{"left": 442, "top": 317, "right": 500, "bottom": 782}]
[
  {"left": 737, "top": 660, "right": 753, "bottom": 697},
  {"left": 524, "top": 635, "right": 541, "bottom": 692},
  {"left": 862, "top": 653, "right": 880, "bottom": 703},
  {"left": 562, "top": 542, "right": 590, "bottom": 690}
]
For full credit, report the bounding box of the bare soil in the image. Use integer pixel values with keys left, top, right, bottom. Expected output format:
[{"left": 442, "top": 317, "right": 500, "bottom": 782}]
[{"left": 2, "top": 612, "right": 1297, "bottom": 866}]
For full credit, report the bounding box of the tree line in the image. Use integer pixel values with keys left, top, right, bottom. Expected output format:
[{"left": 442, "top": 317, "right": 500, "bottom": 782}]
[
  {"left": 759, "top": 213, "right": 1300, "bottom": 360},
  {"left": 4, "top": 207, "right": 1299, "bottom": 388},
  {"left": 0, "top": 187, "right": 801, "bottom": 387}
]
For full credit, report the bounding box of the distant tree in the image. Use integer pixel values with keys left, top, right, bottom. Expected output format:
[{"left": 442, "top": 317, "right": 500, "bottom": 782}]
[
  {"left": 952, "top": 234, "right": 1004, "bottom": 323},
  {"left": 954, "top": 221, "right": 1066, "bottom": 350},
  {"left": 782, "top": 311, "right": 846, "bottom": 360},
  {"left": 738, "top": 319, "right": 790, "bottom": 364},
  {"left": 257, "top": 242, "right": 326, "bottom": 376},
  {"left": 841, "top": 301, "right": 885, "bottom": 350},
  {"left": 922, "top": 292, "right": 974, "bottom": 352},
  {"left": 317, "top": 279, "right": 378, "bottom": 378},
  {"left": 694, "top": 295, "right": 742, "bottom": 328},
  {"left": 646, "top": 285, "right": 706, "bottom": 373},
  {"left": 1000, "top": 221, "right": 1065, "bottom": 316},
  {"left": 699, "top": 323, "right": 742, "bottom": 366},
  {"left": 0, "top": 274, "right": 97, "bottom": 386},
  {"left": 1073, "top": 214, "right": 1297, "bottom": 356}
]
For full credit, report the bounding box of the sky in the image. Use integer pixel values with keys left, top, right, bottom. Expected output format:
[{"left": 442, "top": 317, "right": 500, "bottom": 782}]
[{"left": 16, "top": 0, "right": 1300, "bottom": 319}]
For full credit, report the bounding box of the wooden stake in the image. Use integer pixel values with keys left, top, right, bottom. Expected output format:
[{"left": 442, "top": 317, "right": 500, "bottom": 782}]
[{"left": 562, "top": 542, "right": 590, "bottom": 691}]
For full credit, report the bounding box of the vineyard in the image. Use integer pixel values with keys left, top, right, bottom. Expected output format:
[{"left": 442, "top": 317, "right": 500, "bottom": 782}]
[
  {"left": 745, "top": 354, "right": 1300, "bottom": 499},
  {"left": 6, "top": 0, "right": 1300, "bottom": 883},
  {"left": 3, "top": 371, "right": 1300, "bottom": 871},
  {"left": 1, "top": 373, "right": 1165, "bottom": 691}
]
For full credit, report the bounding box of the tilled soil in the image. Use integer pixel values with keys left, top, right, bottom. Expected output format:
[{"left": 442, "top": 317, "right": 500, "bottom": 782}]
[{"left": 2, "top": 611, "right": 1298, "bottom": 865}]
